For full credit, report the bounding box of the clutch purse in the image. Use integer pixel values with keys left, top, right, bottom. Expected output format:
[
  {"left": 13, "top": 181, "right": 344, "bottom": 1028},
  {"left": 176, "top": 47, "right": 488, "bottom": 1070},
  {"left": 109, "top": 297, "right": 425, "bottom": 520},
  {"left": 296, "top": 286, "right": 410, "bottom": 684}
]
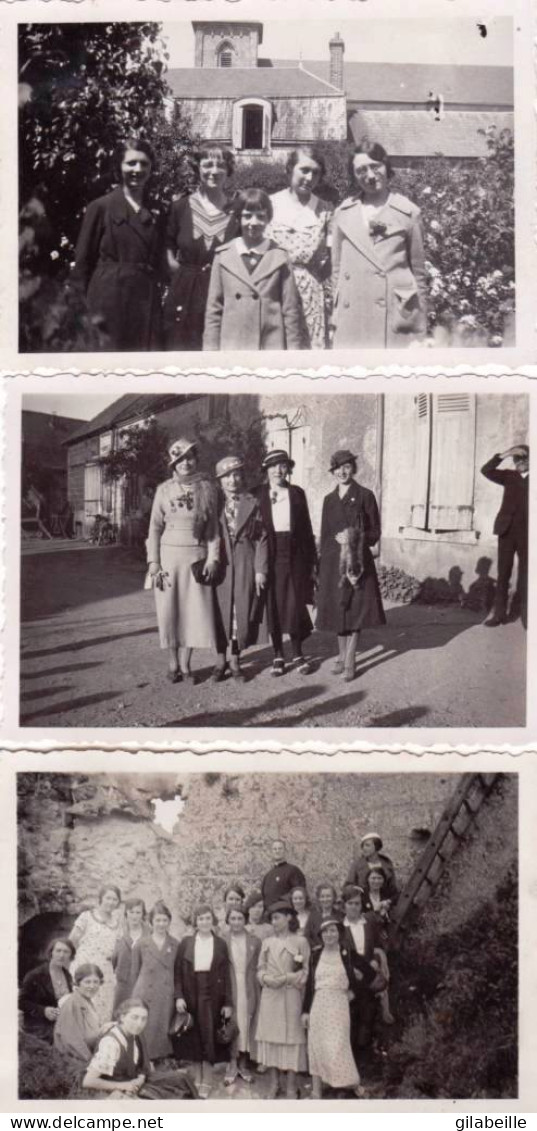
[{"left": 191, "top": 558, "right": 225, "bottom": 586}]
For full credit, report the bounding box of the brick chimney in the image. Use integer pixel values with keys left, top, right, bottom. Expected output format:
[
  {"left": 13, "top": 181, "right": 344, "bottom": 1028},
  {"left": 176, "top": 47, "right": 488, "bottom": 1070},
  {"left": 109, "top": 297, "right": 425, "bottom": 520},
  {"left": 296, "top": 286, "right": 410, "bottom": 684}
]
[{"left": 329, "top": 31, "right": 345, "bottom": 90}]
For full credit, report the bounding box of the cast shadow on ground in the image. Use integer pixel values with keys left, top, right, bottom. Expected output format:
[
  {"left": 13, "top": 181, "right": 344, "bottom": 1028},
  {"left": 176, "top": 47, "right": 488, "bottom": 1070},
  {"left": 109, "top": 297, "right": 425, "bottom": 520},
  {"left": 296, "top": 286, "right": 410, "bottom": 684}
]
[
  {"left": 22, "top": 661, "right": 104, "bottom": 679},
  {"left": 20, "top": 690, "right": 123, "bottom": 725},
  {"left": 21, "top": 626, "right": 155, "bottom": 661}
]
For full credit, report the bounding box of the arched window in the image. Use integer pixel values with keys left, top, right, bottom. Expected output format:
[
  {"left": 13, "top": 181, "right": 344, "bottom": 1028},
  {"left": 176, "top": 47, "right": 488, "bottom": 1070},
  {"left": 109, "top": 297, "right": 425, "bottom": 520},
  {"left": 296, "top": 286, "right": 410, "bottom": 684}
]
[{"left": 217, "top": 41, "right": 234, "bottom": 68}]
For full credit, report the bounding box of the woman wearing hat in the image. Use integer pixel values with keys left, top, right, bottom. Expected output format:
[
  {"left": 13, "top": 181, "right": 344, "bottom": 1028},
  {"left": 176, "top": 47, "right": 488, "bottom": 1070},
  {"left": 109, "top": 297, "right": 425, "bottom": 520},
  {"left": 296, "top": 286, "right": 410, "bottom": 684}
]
[
  {"left": 316, "top": 449, "right": 386, "bottom": 681},
  {"left": 146, "top": 439, "right": 220, "bottom": 684},
  {"left": 346, "top": 834, "right": 398, "bottom": 903},
  {"left": 213, "top": 454, "right": 269, "bottom": 683},
  {"left": 255, "top": 900, "right": 310, "bottom": 1098},
  {"left": 302, "top": 917, "right": 379, "bottom": 1098},
  {"left": 257, "top": 450, "right": 317, "bottom": 677}
]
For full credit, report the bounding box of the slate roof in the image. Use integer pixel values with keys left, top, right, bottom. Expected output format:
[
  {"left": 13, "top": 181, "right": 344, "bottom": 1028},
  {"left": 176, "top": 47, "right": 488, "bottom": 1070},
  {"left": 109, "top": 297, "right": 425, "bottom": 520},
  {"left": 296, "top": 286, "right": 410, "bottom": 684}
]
[
  {"left": 269, "top": 60, "right": 513, "bottom": 106},
  {"left": 166, "top": 66, "right": 342, "bottom": 99},
  {"left": 64, "top": 395, "right": 198, "bottom": 445},
  {"left": 348, "top": 108, "right": 514, "bottom": 158}
]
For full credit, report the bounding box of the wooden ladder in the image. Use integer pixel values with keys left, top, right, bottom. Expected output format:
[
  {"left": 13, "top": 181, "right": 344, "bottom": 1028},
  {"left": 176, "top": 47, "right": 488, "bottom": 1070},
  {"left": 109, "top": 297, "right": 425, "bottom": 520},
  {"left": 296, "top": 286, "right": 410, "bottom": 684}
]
[{"left": 389, "top": 772, "right": 500, "bottom": 944}]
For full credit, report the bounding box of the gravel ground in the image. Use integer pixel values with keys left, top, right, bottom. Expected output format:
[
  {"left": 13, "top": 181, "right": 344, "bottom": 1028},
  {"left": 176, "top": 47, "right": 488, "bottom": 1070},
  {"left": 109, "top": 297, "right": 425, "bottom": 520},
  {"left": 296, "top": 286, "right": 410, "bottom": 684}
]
[{"left": 20, "top": 546, "right": 526, "bottom": 729}]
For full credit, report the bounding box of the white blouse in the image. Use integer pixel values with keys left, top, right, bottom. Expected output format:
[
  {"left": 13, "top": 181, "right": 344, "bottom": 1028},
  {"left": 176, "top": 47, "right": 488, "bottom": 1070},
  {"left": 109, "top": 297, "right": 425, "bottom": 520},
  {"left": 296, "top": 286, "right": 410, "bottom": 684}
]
[
  {"left": 270, "top": 489, "right": 291, "bottom": 533},
  {"left": 344, "top": 917, "right": 366, "bottom": 955},
  {"left": 194, "top": 933, "right": 214, "bottom": 972}
]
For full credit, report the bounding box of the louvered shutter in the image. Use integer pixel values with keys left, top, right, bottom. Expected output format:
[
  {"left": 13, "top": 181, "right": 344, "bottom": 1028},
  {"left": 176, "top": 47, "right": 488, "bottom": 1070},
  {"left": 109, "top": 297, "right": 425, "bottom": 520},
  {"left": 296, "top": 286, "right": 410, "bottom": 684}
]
[
  {"left": 429, "top": 393, "right": 476, "bottom": 531},
  {"left": 410, "top": 393, "right": 432, "bottom": 529}
]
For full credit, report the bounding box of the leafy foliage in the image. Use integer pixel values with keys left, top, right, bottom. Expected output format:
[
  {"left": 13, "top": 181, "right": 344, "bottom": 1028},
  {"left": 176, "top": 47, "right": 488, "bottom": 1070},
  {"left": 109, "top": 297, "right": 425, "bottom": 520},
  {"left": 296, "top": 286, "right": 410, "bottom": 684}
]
[
  {"left": 99, "top": 419, "right": 170, "bottom": 494},
  {"left": 19, "top": 1034, "right": 82, "bottom": 1100}
]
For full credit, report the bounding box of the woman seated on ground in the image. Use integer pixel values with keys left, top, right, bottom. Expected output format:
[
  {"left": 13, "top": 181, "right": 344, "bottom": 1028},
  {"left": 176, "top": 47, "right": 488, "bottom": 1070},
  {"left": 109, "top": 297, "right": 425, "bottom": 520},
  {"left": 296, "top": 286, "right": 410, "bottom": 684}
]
[
  {"left": 20, "top": 937, "right": 75, "bottom": 1041},
  {"left": 53, "top": 963, "right": 104, "bottom": 1064},
  {"left": 111, "top": 898, "right": 148, "bottom": 1013},
  {"left": 222, "top": 906, "right": 261, "bottom": 1086},
  {"left": 213, "top": 454, "right": 268, "bottom": 684},
  {"left": 302, "top": 917, "right": 381, "bottom": 1099},
  {"left": 82, "top": 997, "right": 197, "bottom": 1099},
  {"left": 244, "top": 891, "right": 273, "bottom": 942},
  {"left": 290, "top": 886, "right": 313, "bottom": 938}
]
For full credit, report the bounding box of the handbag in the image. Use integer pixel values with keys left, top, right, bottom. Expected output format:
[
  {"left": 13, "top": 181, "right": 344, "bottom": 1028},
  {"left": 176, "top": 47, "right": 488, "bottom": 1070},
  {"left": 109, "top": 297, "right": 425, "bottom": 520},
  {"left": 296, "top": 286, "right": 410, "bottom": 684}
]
[
  {"left": 169, "top": 1009, "right": 194, "bottom": 1038},
  {"left": 216, "top": 1013, "right": 239, "bottom": 1046},
  {"left": 191, "top": 558, "right": 225, "bottom": 587}
]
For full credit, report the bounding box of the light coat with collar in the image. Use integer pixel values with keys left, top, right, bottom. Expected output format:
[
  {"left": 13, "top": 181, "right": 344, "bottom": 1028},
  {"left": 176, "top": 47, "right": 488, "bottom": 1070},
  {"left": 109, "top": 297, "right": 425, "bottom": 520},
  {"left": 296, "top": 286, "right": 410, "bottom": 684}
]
[
  {"left": 221, "top": 928, "right": 262, "bottom": 1055},
  {"left": 331, "top": 192, "right": 427, "bottom": 348},
  {"left": 203, "top": 239, "right": 303, "bottom": 351},
  {"left": 72, "top": 186, "right": 166, "bottom": 351}
]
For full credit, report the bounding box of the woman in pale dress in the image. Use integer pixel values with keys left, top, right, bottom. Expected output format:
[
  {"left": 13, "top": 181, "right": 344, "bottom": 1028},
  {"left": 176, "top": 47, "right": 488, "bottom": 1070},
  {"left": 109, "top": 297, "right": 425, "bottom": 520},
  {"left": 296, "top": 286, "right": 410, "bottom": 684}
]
[
  {"left": 222, "top": 906, "right": 261, "bottom": 1086},
  {"left": 269, "top": 147, "right": 333, "bottom": 348},
  {"left": 302, "top": 918, "right": 378, "bottom": 1099},
  {"left": 255, "top": 900, "right": 310, "bottom": 1099},
  {"left": 146, "top": 438, "right": 220, "bottom": 684},
  {"left": 54, "top": 963, "right": 104, "bottom": 1064},
  {"left": 69, "top": 885, "right": 123, "bottom": 1025}
]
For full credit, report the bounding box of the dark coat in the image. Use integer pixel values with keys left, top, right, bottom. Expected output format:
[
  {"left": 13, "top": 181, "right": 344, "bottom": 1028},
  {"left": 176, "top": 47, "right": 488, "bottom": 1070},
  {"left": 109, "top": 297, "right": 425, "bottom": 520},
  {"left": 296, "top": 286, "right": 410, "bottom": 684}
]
[
  {"left": 304, "top": 905, "right": 344, "bottom": 948},
  {"left": 111, "top": 930, "right": 148, "bottom": 1012},
  {"left": 331, "top": 192, "right": 427, "bottom": 348},
  {"left": 163, "top": 195, "right": 240, "bottom": 350},
  {"left": 481, "top": 456, "right": 529, "bottom": 537},
  {"left": 20, "top": 962, "right": 73, "bottom": 1040},
  {"left": 342, "top": 914, "right": 383, "bottom": 962},
  {"left": 346, "top": 852, "right": 398, "bottom": 903},
  {"left": 261, "top": 860, "right": 307, "bottom": 910},
  {"left": 257, "top": 483, "right": 317, "bottom": 640},
  {"left": 131, "top": 934, "right": 179, "bottom": 1060},
  {"left": 316, "top": 480, "right": 386, "bottom": 633},
  {"left": 215, "top": 492, "right": 269, "bottom": 652},
  {"left": 302, "top": 942, "right": 376, "bottom": 1014},
  {"left": 72, "top": 186, "right": 166, "bottom": 351},
  {"left": 174, "top": 934, "right": 233, "bottom": 1017},
  {"left": 203, "top": 240, "right": 303, "bottom": 350}
]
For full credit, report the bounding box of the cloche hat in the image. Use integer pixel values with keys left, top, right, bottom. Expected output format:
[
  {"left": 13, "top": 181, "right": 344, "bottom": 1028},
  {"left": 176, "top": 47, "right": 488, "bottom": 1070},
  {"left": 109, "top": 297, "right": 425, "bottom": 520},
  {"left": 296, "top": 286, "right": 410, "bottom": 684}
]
[
  {"left": 262, "top": 449, "right": 295, "bottom": 471},
  {"left": 215, "top": 455, "right": 244, "bottom": 479},
  {"left": 361, "top": 831, "right": 383, "bottom": 849},
  {"left": 330, "top": 449, "right": 357, "bottom": 472},
  {"left": 168, "top": 438, "right": 197, "bottom": 467}
]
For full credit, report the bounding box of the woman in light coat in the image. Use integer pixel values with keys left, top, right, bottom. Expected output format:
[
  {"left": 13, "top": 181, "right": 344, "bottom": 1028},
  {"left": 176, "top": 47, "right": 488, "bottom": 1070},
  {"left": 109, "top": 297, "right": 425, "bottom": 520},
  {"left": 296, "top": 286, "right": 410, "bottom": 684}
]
[
  {"left": 255, "top": 900, "right": 310, "bottom": 1099},
  {"left": 131, "top": 901, "right": 180, "bottom": 1062},
  {"left": 331, "top": 141, "right": 427, "bottom": 349},
  {"left": 222, "top": 906, "right": 261, "bottom": 1085}
]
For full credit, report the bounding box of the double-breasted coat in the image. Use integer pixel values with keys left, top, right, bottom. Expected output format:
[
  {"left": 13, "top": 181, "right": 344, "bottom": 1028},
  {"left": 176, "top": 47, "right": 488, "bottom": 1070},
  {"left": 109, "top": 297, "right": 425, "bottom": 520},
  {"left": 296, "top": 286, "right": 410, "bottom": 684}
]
[
  {"left": 257, "top": 483, "right": 317, "bottom": 642},
  {"left": 316, "top": 480, "right": 386, "bottom": 634},
  {"left": 131, "top": 933, "right": 180, "bottom": 1060},
  {"left": 214, "top": 492, "right": 269, "bottom": 652},
  {"left": 72, "top": 186, "right": 166, "bottom": 351},
  {"left": 203, "top": 240, "right": 303, "bottom": 351},
  {"left": 20, "top": 962, "right": 73, "bottom": 1040},
  {"left": 331, "top": 192, "right": 427, "bottom": 348}
]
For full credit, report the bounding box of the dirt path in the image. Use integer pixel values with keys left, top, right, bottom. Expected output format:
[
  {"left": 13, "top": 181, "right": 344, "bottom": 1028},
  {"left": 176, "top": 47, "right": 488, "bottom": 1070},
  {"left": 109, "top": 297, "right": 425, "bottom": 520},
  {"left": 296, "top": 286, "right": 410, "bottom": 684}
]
[{"left": 20, "top": 547, "right": 526, "bottom": 729}]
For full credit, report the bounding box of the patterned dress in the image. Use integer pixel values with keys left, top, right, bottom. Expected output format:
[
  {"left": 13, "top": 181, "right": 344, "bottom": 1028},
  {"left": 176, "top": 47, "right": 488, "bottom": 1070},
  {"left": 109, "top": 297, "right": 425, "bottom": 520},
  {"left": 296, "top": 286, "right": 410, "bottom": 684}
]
[
  {"left": 69, "top": 910, "right": 123, "bottom": 1026},
  {"left": 268, "top": 190, "right": 333, "bottom": 349},
  {"left": 308, "top": 949, "right": 360, "bottom": 1089}
]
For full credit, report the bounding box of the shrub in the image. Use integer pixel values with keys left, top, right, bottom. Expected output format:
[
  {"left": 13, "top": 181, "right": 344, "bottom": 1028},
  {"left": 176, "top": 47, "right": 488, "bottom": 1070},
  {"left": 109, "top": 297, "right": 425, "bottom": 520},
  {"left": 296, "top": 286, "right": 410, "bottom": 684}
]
[{"left": 19, "top": 1034, "right": 83, "bottom": 1100}]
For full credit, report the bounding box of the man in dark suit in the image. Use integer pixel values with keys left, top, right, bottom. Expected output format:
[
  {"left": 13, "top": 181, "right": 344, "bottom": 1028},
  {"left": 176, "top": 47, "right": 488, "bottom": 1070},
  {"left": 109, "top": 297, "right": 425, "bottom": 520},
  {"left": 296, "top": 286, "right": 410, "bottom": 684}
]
[
  {"left": 260, "top": 839, "right": 306, "bottom": 909},
  {"left": 481, "top": 445, "right": 529, "bottom": 627}
]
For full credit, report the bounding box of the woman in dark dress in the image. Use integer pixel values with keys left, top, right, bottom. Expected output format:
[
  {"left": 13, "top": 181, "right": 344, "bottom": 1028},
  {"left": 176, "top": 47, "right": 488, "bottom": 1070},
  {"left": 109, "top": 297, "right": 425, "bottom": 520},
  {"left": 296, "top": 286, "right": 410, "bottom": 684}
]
[
  {"left": 131, "top": 901, "right": 179, "bottom": 1064},
  {"left": 174, "top": 904, "right": 233, "bottom": 1099},
  {"left": 111, "top": 898, "right": 148, "bottom": 1013},
  {"left": 72, "top": 136, "right": 166, "bottom": 351},
  {"left": 20, "top": 937, "right": 75, "bottom": 1041},
  {"left": 164, "top": 143, "right": 239, "bottom": 350},
  {"left": 257, "top": 450, "right": 317, "bottom": 677},
  {"left": 316, "top": 449, "right": 386, "bottom": 681}
]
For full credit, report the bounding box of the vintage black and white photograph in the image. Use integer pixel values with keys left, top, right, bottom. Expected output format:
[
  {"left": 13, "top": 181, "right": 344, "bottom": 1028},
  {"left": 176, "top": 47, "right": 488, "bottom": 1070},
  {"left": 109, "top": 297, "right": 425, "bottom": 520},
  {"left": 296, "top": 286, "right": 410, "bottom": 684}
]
[
  {"left": 18, "top": 388, "right": 528, "bottom": 731},
  {"left": 17, "top": 769, "right": 518, "bottom": 1103},
  {"left": 18, "top": 9, "right": 515, "bottom": 355}
]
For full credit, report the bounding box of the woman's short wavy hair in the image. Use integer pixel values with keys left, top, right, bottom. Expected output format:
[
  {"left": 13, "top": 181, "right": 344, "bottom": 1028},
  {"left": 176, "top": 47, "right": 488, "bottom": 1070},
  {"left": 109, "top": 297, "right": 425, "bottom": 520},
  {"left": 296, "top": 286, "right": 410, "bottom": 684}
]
[
  {"left": 115, "top": 996, "right": 149, "bottom": 1021},
  {"left": 225, "top": 905, "right": 247, "bottom": 925},
  {"left": 148, "top": 900, "right": 172, "bottom": 925},
  {"left": 97, "top": 884, "right": 121, "bottom": 906},
  {"left": 192, "top": 903, "right": 218, "bottom": 928},
  {"left": 290, "top": 885, "right": 311, "bottom": 910},
  {"left": 46, "top": 936, "right": 76, "bottom": 962},
  {"left": 74, "top": 963, "right": 104, "bottom": 985},
  {"left": 315, "top": 882, "right": 337, "bottom": 904},
  {"left": 192, "top": 141, "right": 235, "bottom": 178},
  {"left": 348, "top": 140, "right": 394, "bottom": 190},
  {"left": 114, "top": 136, "right": 155, "bottom": 180},
  {"left": 285, "top": 146, "right": 326, "bottom": 181}
]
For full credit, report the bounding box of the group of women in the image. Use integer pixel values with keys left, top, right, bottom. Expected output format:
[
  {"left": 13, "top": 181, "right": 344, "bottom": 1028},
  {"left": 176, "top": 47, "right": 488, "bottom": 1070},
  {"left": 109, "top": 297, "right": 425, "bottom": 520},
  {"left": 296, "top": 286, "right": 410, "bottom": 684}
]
[
  {"left": 72, "top": 136, "right": 427, "bottom": 352},
  {"left": 146, "top": 437, "right": 386, "bottom": 685},
  {"left": 20, "top": 833, "right": 397, "bottom": 1101}
]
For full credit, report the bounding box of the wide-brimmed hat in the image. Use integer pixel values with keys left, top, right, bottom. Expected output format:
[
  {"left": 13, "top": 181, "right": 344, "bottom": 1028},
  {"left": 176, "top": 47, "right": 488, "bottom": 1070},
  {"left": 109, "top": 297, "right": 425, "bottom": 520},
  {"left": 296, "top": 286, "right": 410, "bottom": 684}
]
[
  {"left": 215, "top": 455, "right": 244, "bottom": 480},
  {"left": 168, "top": 438, "right": 197, "bottom": 467},
  {"left": 262, "top": 449, "right": 295, "bottom": 471},
  {"left": 330, "top": 449, "right": 357, "bottom": 472},
  {"left": 267, "top": 898, "right": 294, "bottom": 918},
  {"left": 361, "top": 831, "right": 383, "bottom": 850}
]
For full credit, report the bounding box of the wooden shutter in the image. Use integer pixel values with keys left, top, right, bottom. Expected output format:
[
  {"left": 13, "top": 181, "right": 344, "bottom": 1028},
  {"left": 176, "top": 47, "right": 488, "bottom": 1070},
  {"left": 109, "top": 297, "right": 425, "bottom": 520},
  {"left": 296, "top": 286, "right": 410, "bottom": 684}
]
[
  {"left": 429, "top": 393, "right": 476, "bottom": 531},
  {"left": 410, "top": 393, "right": 432, "bottom": 529}
]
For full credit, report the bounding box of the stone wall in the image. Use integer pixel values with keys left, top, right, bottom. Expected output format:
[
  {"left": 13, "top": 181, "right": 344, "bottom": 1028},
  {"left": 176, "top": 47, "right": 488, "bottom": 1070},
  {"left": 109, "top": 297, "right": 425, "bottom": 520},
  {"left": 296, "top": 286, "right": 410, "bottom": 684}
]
[{"left": 20, "top": 771, "right": 464, "bottom": 941}]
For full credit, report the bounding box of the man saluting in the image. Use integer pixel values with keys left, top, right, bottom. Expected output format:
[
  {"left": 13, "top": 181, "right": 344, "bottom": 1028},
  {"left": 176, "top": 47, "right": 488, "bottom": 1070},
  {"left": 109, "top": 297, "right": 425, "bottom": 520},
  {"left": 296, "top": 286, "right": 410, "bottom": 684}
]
[{"left": 481, "top": 444, "right": 529, "bottom": 628}]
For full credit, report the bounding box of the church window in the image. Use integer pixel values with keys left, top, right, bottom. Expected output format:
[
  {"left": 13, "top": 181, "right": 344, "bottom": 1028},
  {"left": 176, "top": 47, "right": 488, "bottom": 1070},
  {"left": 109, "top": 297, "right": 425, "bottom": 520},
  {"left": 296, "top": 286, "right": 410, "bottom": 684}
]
[
  {"left": 242, "top": 105, "right": 264, "bottom": 149},
  {"left": 217, "top": 41, "right": 234, "bottom": 67}
]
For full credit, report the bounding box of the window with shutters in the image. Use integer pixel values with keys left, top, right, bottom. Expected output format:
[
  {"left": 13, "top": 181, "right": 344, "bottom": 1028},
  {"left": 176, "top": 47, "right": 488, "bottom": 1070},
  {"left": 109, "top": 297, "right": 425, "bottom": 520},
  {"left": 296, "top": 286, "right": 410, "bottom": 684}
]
[{"left": 410, "top": 393, "right": 476, "bottom": 532}]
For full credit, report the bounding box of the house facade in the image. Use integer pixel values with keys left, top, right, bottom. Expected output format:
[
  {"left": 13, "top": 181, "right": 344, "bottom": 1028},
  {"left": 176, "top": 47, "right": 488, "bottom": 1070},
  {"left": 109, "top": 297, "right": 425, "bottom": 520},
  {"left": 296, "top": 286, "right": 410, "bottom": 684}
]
[{"left": 166, "top": 20, "right": 513, "bottom": 164}]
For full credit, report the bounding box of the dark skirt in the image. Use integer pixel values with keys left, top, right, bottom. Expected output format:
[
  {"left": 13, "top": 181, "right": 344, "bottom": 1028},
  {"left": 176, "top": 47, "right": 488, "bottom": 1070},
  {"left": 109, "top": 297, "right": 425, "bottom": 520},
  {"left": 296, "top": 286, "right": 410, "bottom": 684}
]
[
  {"left": 268, "top": 532, "right": 313, "bottom": 642},
  {"left": 185, "top": 971, "right": 229, "bottom": 1066},
  {"left": 163, "top": 264, "right": 211, "bottom": 350}
]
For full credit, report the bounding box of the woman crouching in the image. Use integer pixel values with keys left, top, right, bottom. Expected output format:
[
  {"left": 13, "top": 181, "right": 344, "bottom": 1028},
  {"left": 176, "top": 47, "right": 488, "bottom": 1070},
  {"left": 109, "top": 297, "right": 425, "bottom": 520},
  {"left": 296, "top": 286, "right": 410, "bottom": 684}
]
[{"left": 213, "top": 454, "right": 269, "bottom": 683}]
